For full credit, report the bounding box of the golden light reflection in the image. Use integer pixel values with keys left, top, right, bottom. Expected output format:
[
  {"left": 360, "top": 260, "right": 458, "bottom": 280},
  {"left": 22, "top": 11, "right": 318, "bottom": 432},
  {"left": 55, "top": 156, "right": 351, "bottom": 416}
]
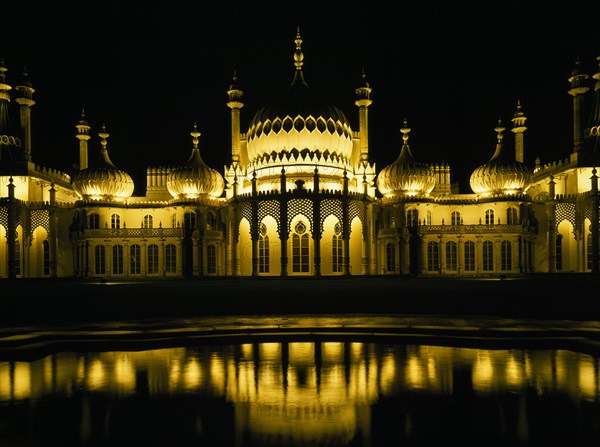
[
  {"left": 578, "top": 356, "right": 597, "bottom": 400},
  {"left": 506, "top": 354, "right": 524, "bottom": 388},
  {"left": 379, "top": 352, "right": 396, "bottom": 395},
  {"left": 472, "top": 351, "right": 494, "bottom": 393},
  {"left": 0, "top": 362, "right": 11, "bottom": 400},
  {"left": 406, "top": 355, "right": 425, "bottom": 389},
  {"left": 1, "top": 341, "right": 599, "bottom": 445},
  {"left": 114, "top": 353, "right": 136, "bottom": 394},
  {"left": 87, "top": 359, "right": 105, "bottom": 391},
  {"left": 13, "top": 362, "right": 31, "bottom": 399},
  {"left": 184, "top": 357, "right": 202, "bottom": 391}
]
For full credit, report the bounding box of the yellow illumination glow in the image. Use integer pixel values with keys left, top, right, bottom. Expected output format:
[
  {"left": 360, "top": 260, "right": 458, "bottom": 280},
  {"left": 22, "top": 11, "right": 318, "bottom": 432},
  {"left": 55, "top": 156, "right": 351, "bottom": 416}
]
[
  {"left": 472, "top": 351, "right": 494, "bottom": 393},
  {"left": 114, "top": 354, "right": 136, "bottom": 394},
  {"left": 578, "top": 356, "right": 598, "bottom": 400},
  {"left": 0, "top": 362, "right": 11, "bottom": 400},
  {"left": 88, "top": 359, "right": 106, "bottom": 391},
  {"left": 260, "top": 342, "right": 281, "bottom": 360},
  {"left": 405, "top": 356, "right": 424, "bottom": 389},
  {"left": 505, "top": 355, "right": 523, "bottom": 388},
  {"left": 184, "top": 358, "right": 202, "bottom": 390},
  {"left": 13, "top": 362, "right": 31, "bottom": 399}
]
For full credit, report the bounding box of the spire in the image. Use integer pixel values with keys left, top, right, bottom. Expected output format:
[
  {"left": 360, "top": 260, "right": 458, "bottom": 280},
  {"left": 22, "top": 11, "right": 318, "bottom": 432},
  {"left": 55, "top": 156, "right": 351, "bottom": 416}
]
[
  {"left": 398, "top": 118, "right": 415, "bottom": 161},
  {"left": 583, "top": 53, "right": 600, "bottom": 154},
  {"left": 227, "top": 70, "right": 243, "bottom": 105},
  {"left": 290, "top": 26, "right": 307, "bottom": 87},
  {"left": 511, "top": 100, "right": 527, "bottom": 163},
  {"left": 488, "top": 118, "right": 506, "bottom": 161},
  {"left": 75, "top": 109, "right": 91, "bottom": 171},
  {"left": 97, "top": 124, "right": 116, "bottom": 168},
  {"left": 189, "top": 122, "right": 203, "bottom": 163},
  {"left": 0, "top": 59, "right": 12, "bottom": 133}
]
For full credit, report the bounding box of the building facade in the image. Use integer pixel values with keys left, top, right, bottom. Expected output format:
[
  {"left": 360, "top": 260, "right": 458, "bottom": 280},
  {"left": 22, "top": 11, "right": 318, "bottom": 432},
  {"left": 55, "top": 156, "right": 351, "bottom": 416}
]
[{"left": 1, "top": 32, "right": 599, "bottom": 279}]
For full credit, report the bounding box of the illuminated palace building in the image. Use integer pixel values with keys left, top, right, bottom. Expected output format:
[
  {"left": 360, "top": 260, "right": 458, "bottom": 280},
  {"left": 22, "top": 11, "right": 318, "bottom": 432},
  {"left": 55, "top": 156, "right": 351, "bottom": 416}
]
[{"left": 1, "top": 32, "right": 599, "bottom": 279}]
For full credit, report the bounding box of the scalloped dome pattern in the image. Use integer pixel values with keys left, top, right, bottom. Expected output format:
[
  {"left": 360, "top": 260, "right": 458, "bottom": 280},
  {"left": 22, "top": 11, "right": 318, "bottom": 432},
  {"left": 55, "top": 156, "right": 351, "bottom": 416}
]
[
  {"left": 73, "top": 167, "right": 135, "bottom": 201},
  {"left": 376, "top": 124, "right": 435, "bottom": 196},
  {"left": 470, "top": 159, "right": 533, "bottom": 195},
  {"left": 246, "top": 83, "right": 354, "bottom": 166},
  {"left": 167, "top": 162, "right": 225, "bottom": 199}
]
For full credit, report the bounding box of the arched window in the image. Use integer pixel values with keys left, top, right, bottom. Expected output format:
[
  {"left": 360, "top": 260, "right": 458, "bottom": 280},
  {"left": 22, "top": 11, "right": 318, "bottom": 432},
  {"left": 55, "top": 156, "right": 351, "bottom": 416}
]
[
  {"left": 506, "top": 207, "right": 519, "bottom": 225},
  {"left": 111, "top": 214, "right": 121, "bottom": 229},
  {"left": 88, "top": 213, "right": 100, "bottom": 229},
  {"left": 445, "top": 241, "right": 457, "bottom": 272},
  {"left": 427, "top": 241, "right": 439, "bottom": 272},
  {"left": 147, "top": 244, "right": 159, "bottom": 274},
  {"left": 42, "top": 240, "right": 50, "bottom": 275},
  {"left": 386, "top": 243, "right": 396, "bottom": 272},
  {"left": 165, "top": 244, "right": 176, "bottom": 273},
  {"left": 113, "top": 244, "right": 124, "bottom": 274},
  {"left": 332, "top": 222, "right": 343, "bottom": 273},
  {"left": 130, "top": 244, "right": 141, "bottom": 274},
  {"left": 207, "top": 245, "right": 217, "bottom": 274},
  {"left": 184, "top": 212, "right": 196, "bottom": 230},
  {"left": 451, "top": 211, "right": 461, "bottom": 226},
  {"left": 292, "top": 221, "right": 309, "bottom": 273},
  {"left": 258, "top": 223, "right": 269, "bottom": 273},
  {"left": 95, "top": 245, "right": 106, "bottom": 274},
  {"left": 587, "top": 232, "right": 593, "bottom": 271},
  {"left": 143, "top": 215, "right": 153, "bottom": 229},
  {"left": 407, "top": 209, "right": 418, "bottom": 227},
  {"left": 184, "top": 211, "right": 196, "bottom": 237},
  {"left": 464, "top": 241, "right": 475, "bottom": 271},
  {"left": 501, "top": 240, "right": 512, "bottom": 271},
  {"left": 485, "top": 209, "right": 495, "bottom": 225},
  {"left": 387, "top": 210, "right": 395, "bottom": 228},
  {"left": 206, "top": 213, "right": 216, "bottom": 230},
  {"left": 482, "top": 241, "right": 494, "bottom": 271},
  {"left": 14, "top": 238, "right": 20, "bottom": 276},
  {"left": 555, "top": 234, "right": 563, "bottom": 271}
]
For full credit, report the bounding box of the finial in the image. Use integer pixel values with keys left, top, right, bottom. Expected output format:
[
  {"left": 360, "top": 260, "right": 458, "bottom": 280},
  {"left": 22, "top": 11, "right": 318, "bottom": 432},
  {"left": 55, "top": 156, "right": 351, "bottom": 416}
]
[
  {"left": 495, "top": 118, "right": 505, "bottom": 142},
  {"left": 293, "top": 26, "right": 304, "bottom": 72},
  {"left": 191, "top": 122, "right": 201, "bottom": 148},
  {"left": 400, "top": 118, "right": 411, "bottom": 144},
  {"left": 0, "top": 59, "right": 7, "bottom": 81},
  {"left": 98, "top": 124, "right": 109, "bottom": 149}
]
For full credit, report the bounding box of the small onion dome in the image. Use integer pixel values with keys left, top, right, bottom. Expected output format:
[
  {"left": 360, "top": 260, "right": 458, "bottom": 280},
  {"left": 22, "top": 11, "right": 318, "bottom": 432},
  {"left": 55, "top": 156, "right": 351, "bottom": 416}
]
[
  {"left": 167, "top": 124, "right": 225, "bottom": 199},
  {"left": 72, "top": 125, "right": 135, "bottom": 201},
  {"left": 470, "top": 120, "right": 533, "bottom": 196},
  {"left": 376, "top": 120, "right": 435, "bottom": 197},
  {"left": 245, "top": 28, "right": 353, "bottom": 166}
]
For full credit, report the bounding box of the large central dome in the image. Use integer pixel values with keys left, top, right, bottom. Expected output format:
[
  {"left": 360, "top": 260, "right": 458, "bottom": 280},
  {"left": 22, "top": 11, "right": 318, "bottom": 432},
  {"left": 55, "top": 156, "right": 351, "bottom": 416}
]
[{"left": 245, "top": 29, "right": 354, "bottom": 169}]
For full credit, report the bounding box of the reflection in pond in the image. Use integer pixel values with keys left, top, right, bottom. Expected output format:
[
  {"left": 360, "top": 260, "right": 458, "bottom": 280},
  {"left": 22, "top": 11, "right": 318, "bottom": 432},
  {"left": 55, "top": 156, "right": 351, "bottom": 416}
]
[{"left": 1, "top": 339, "right": 599, "bottom": 446}]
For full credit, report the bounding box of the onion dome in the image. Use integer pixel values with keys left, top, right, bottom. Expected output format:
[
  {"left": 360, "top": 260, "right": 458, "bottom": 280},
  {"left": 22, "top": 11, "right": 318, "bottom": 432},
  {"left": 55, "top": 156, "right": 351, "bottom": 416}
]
[
  {"left": 376, "top": 120, "right": 436, "bottom": 197},
  {"left": 72, "top": 125, "right": 135, "bottom": 201},
  {"left": 245, "top": 28, "right": 353, "bottom": 168},
  {"left": 469, "top": 120, "right": 533, "bottom": 196},
  {"left": 167, "top": 124, "right": 225, "bottom": 199}
]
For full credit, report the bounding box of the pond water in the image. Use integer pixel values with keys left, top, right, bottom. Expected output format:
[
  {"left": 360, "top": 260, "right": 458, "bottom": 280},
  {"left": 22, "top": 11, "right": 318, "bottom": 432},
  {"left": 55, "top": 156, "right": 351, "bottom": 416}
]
[{"left": 1, "top": 333, "right": 599, "bottom": 446}]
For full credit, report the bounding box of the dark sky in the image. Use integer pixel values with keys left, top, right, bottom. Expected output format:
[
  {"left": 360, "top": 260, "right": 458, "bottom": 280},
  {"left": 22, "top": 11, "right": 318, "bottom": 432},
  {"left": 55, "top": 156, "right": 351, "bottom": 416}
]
[{"left": 2, "top": 1, "right": 599, "bottom": 193}]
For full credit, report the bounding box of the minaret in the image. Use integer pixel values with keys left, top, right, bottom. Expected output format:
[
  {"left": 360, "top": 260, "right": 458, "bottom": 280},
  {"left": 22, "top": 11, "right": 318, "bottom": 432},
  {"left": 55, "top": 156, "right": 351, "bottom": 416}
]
[
  {"left": 14, "top": 67, "right": 35, "bottom": 162},
  {"left": 355, "top": 68, "right": 372, "bottom": 164},
  {"left": 511, "top": 100, "right": 527, "bottom": 163},
  {"left": 75, "top": 109, "right": 91, "bottom": 170},
  {"left": 568, "top": 56, "right": 590, "bottom": 154},
  {"left": 227, "top": 71, "right": 244, "bottom": 165},
  {"left": 583, "top": 54, "right": 600, "bottom": 154},
  {"left": 0, "top": 60, "right": 12, "bottom": 135}
]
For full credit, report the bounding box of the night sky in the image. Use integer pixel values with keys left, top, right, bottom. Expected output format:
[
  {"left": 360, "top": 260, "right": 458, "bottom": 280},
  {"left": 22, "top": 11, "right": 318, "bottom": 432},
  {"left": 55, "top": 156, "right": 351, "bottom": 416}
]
[{"left": 2, "top": 1, "right": 599, "bottom": 194}]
